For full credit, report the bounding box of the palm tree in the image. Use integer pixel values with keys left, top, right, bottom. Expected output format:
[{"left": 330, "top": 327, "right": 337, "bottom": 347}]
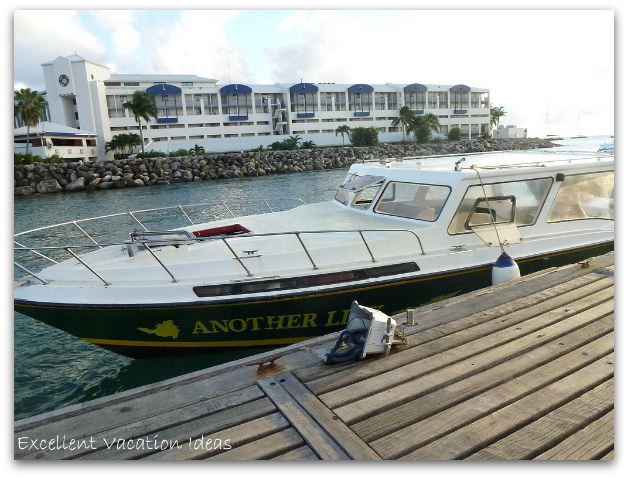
[
  {"left": 411, "top": 113, "right": 441, "bottom": 143},
  {"left": 189, "top": 144, "right": 205, "bottom": 156},
  {"left": 335, "top": 125, "right": 351, "bottom": 145},
  {"left": 122, "top": 91, "right": 158, "bottom": 154},
  {"left": 127, "top": 133, "right": 141, "bottom": 155},
  {"left": 14, "top": 88, "right": 47, "bottom": 156},
  {"left": 284, "top": 135, "right": 302, "bottom": 150},
  {"left": 392, "top": 106, "right": 416, "bottom": 140},
  {"left": 105, "top": 136, "right": 122, "bottom": 158},
  {"left": 106, "top": 133, "right": 142, "bottom": 158},
  {"left": 490, "top": 106, "right": 507, "bottom": 128},
  {"left": 420, "top": 113, "right": 440, "bottom": 133}
]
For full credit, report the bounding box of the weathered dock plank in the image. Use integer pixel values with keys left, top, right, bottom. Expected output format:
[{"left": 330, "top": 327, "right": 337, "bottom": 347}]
[
  {"left": 467, "top": 379, "right": 614, "bottom": 460},
  {"left": 258, "top": 376, "right": 350, "bottom": 460},
  {"left": 352, "top": 318, "right": 613, "bottom": 442},
  {"left": 208, "top": 428, "right": 305, "bottom": 460},
  {"left": 271, "top": 445, "right": 320, "bottom": 461},
  {"left": 368, "top": 343, "right": 613, "bottom": 459},
  {"left": 400, "top": 355, "right": 614, "bottom": 460},
  {"left": 262, "top": 373, "right": 380, "bottom": 460},
  {"left": 533, "top": 410, "right": 614, "bottom": 460},
  {"left": 147, "top": 412, "right": 291, "bottom": 460}
]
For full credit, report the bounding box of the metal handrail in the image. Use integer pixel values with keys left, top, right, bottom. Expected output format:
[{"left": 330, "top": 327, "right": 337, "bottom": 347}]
[
  {"left": 14, "top": 198, "right": 308, "bottom": 265},
  {"left": 14, "top": 228, "right": 426, "bottom": 286},
  {"left": 13, "top": 198, "right": 308, "bottom": 239}
]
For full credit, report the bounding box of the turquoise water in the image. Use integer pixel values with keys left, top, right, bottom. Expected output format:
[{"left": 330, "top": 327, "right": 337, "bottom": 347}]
[{"left": 12, "top": 136, "right": 613, "bottom": 421}]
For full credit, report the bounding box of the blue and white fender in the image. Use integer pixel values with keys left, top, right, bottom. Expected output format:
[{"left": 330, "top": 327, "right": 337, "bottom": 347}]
[{"left": 492, "top": 251, "right": 521, "bottom": 285}]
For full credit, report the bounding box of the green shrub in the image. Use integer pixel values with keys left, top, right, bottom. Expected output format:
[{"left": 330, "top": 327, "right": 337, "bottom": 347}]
[
  {"left": 448, "top": 127, "right": 462, "bottom": 141},
  {"left": 350, "top": 127, "right": 379, "bottom": 147},
  {"left": 137, "top": 150, "right": 167, "bottom": 158},
  {"left": 414, "top": 124, "right": 431, "bottom": 144},
  {"left": 169, "top": 149, "right": 191, "bottom": 157},
  {"left": 14, "top": 153, "right": 41, "bottom": 165}
]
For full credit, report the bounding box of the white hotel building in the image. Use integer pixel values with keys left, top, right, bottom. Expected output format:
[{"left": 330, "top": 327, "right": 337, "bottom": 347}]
[{"left": 37, "top": 54, "right": 492, "bottom": 161}]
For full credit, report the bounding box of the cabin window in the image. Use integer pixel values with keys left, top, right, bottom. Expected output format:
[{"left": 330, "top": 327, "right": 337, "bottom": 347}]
[
  {"left": 334, "top": 174, "right": 385, "bottom": 207},
  {"left": 547, "top": 171, "right": 614, "bottom": 222},
  {"left": 375, "top": 182, "right": 451, "bottom": 221},
  {"left": 449, "top": 177, "right": 553, "bottom": 234},
  {"left": 466, "top": 196, "right": 516, "bottom": 228}
]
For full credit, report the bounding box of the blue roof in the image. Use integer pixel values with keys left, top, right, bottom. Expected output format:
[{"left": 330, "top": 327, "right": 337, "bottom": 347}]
[
  {"left": 404, "top": 83, "right": 428, "bottom": 93},
  {"left": 348, "top": 84, "right": 374, "bottom": 93},
  {"left": 145, "top": 83, "right": 182, "bottom": 95},
  {"left": 220, "top": 84, "right": 253, "bottom": 94},
  {"left": 289, "top": 82, "right": 319, "bottom": 93},
  {"left": 450, "top": 84, "right": 471, "bottom": 93}
]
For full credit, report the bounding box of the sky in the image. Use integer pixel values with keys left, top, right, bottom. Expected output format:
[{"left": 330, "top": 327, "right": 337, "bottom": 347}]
[{"left": 9, "top": 2, "right": 619, "bottom": 139}]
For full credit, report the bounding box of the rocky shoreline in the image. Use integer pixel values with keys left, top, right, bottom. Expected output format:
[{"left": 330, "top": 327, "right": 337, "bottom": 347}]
[{"left": 14, "top": 138, "right": 557, "bottom": 196}]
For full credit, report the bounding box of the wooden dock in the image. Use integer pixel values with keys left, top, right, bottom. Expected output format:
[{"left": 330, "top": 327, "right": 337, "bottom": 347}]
[{"left": 14, "top": 253, "right": 614, "bottom": 460}]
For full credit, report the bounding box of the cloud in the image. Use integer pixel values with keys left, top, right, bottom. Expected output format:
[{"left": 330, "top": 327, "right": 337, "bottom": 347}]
[
  {"left": 14, "top": 10, "right": 106, "bottom": 90},
  {"left": 89, "top": 11, "right": 141, "bottom": 72},
  {"left": 141, "top": 10, "right": 247, "bottom": 83}
]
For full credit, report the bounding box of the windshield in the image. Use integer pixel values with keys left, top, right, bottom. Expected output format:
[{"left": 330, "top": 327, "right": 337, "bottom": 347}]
[{"left": 334, "top": 174, "right": 385, "bottom": 207}]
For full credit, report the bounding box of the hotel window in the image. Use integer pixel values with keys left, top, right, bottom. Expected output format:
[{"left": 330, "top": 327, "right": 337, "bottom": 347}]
[
  {"left": 405, "top": 92, "right": 425, "bottom": 112},
  {"left": 452, "top": 92, "right": 469, "bottom": 111},
  {"left": 323, "top": 92, "right": 334, "bottom": 111},
  {"left": 435, "top": 92, "right": 448, "bottom": 109},
  {"left": 386, "top": 93, "right": 399, "bottom": 111},
  {"left": 255, "top": 94, "right": 270, "bottom": 113},
  {"left": 428, "top": 92, "right": 438, "bottom": 109},
  {"left": 291, "top": 91, "right": 317, "bottom": 117},
  {"left": 348, "top": 85, "right": 374, "bottom": 116},
  {"left": 335, "top": 92, "right": 346, "bottom": 111},
  {"left": 221, "top": 93, "right": 250, "bottom": 120},
  {"left": 350, "top": 92, "right": 372, "bottom": 115},
  {"left": 376, "top": 93, "right": 386, "bottom": 110}
]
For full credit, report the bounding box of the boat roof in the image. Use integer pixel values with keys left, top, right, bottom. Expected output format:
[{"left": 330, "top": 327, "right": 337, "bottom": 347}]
[{"left": 348, "top": 149, "right": 614, "bottom": 184}]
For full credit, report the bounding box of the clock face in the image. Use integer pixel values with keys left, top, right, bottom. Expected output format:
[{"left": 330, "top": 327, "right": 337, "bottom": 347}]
[{"left": 58, "top": 74, "right": 70, "bottom": 87}]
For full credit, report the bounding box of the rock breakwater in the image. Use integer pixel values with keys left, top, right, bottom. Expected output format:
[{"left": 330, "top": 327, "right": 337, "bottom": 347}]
[{"left": 14, "top": 138, "right": 556, "bottom": 196}]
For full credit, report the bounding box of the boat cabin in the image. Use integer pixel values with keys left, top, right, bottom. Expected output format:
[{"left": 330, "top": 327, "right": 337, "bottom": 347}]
[{"left": 333, "top": 152, "right": 614, "bottom": 240}]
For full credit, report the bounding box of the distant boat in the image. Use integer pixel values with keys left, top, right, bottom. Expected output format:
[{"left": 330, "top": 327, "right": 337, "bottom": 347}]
[{"left": 572, "top": 114, "right": 587, "bottom": 138}]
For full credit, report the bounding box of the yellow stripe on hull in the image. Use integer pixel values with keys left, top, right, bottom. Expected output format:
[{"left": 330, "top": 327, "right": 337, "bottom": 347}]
[{"left": 84, "top": 336, "right": 316, "bottom": 348}]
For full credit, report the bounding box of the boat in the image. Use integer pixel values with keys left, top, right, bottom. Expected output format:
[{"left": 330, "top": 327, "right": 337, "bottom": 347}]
[
  {"left": 14, "top": 149, "right": 615, "bottom": 357},
  {"left": 598, "top": 142, "right": 614, "bottom": 153}
]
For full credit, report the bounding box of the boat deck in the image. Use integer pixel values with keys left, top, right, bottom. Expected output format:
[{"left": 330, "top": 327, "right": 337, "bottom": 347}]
[{"left": 14, "top": 253, "right": 614, "bottom": 460}]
